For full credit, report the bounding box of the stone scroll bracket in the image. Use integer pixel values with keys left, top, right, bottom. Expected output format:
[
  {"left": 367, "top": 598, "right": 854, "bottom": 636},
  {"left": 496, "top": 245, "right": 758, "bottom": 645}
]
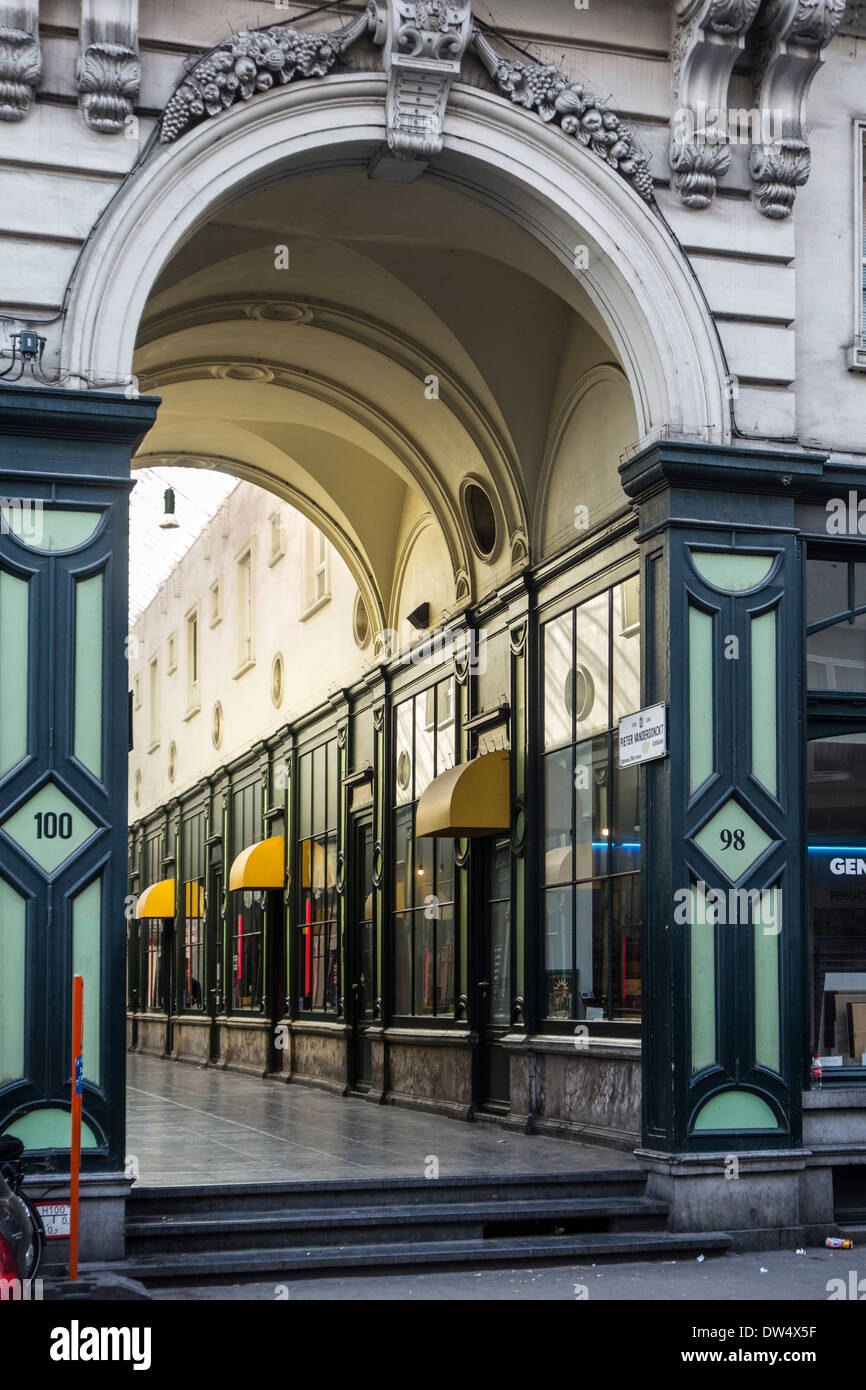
[
  {"left": 76, "top": 0, "right": 141, "bottom": 134},
  {"left": 669, "top": 0, "right": 763, "bottom": 210},
  {"left": 0, "top": 0, "right": 41, "bottom": 122},
  {"left": 367, "top": 1, "right": 474, "bottom": 183},
  {"left": 749, "top": 0, "right": 846, "bottom": 219}
]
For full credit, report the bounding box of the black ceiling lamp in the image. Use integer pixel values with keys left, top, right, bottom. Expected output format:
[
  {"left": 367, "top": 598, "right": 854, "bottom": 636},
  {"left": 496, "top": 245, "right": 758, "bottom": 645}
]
[{"left": 159, "top": 487, "right": 180, "bottom": 530}]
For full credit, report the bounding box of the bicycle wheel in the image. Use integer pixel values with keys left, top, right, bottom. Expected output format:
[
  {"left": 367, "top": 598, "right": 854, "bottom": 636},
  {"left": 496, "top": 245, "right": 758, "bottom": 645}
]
[{"left": 16, "top": 1193, "right": 45, "bottom": 1279}]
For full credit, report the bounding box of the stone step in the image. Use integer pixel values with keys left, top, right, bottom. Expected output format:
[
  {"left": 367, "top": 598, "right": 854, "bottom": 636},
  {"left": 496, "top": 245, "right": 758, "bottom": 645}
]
[
  {"left": 91, "top": 1229, "right": 733, "bottom": 1284},
  {"left": 128, "top": 1169, "right": 646, "bottom": 1220},
  {"left": 126, "top": 1195, "right": 670, "bottom": 1255}
]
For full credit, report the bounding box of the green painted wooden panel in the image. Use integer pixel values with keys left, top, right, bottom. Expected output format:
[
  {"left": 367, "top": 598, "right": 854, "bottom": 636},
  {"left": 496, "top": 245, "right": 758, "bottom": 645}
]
[
  {"left": 690, "top": 883, "right": 716, "bottom": 1073},
  {"left": 751, "top": 610, "right": 777, "bottom": 796},
  {"left": 0, "top": 505, "right": 101, "bottom": 552},
  {"left": 693, "top": 1090, "right": 779, "bottom": 1131},
  {"left": 689, "top": 606, "right": 714, "bottom": 794},
  {"left": 0, "top": 878, "right": 26, "bottom": 1087},
  {"left": 3, "top": 1108, "right": 98, "bottom": 1150},
  {"left": 754, "top": 889, "right": 781, "bottom": 1074},
  {"left": 74, "top": 573, "right": 103, "bottom": 779},
  {"left": 0, "top": 569, "right": 28, "bottom": 778},
  {"left": 72, "top": 877, "right": 101, "bottom": 1083},
  {"left": 691, "top": 551, "right": 775, "bottom": 592}
]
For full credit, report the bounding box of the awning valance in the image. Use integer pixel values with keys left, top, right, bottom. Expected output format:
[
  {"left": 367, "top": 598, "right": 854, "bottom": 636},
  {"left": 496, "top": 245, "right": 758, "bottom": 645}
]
[
  {"left": 135, "top": 880, "right": 204, "bottom": 919},
  {"left": 229, "top": 835, "right": 285, "bottom": 892},
  {"left": 415, "top": 751, "right": 510, "bottom": 838}
]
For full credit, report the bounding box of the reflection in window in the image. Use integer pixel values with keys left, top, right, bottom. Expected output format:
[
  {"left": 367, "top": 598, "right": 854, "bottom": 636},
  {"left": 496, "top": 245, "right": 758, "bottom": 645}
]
[
  {"left": 393, "top": 679, "right": 457, "bottom": 1018},
  {"left": 297, "top": 739, "right": 339, "bottom": 1013},
  {"left": 541, "top": 576, "right": 641, "bottom": 1023},
  {"left": 807, "top": 557, "right": 866, "bottom": 691},
  {"left": 231, "top": 893, "right": 264, "bottom": 1011},
  {"left": 808, "top": 732, "right": 866, "bottom": 1069}
]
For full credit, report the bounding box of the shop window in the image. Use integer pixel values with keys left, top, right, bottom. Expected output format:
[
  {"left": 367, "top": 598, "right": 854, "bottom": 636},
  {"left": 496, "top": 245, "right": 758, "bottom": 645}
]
[
  {"left": 806, "top": 557, "right": 866, "bottom": 690},
  {"left": 231, "top": 892, "right": 264, "bottom": 1011},
  {"left": 145, "top": 921, "right": 164, "bottom": 1011},
  {"left": 393, "top": 678, "right": 457, "bottom": 1018},
  {"left": 808, "top": 733, "right": 866, "bottom": 1073},
  {"left": 297, "top": 739, "right": 339, "bottom": 1013},
  {"left": 183, "top": 879, "right": 205, "bottom": 1011},
  {"left": 541, "top": 576, "right": 641, "bottom": 1025}
]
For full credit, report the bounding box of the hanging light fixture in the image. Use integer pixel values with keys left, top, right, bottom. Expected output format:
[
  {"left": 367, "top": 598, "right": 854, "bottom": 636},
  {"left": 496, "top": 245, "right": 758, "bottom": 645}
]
[{"left": 159, "top": 487, "right": 180, "bottom": 530}]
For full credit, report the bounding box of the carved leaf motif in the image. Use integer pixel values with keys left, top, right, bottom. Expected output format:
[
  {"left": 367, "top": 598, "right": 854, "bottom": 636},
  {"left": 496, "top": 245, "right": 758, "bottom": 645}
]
[{"left": 0, "top": 25, "right": 42, "bottom": 122}]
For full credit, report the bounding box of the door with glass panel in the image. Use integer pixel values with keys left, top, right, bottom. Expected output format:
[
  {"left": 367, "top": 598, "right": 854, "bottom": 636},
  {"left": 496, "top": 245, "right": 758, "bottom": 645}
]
[
  {"left": 349, "top": 812, "right": 375, "bottom": 1089},
  {"left": 478, "top": 835, "right": 512, "bottom": 1110}
]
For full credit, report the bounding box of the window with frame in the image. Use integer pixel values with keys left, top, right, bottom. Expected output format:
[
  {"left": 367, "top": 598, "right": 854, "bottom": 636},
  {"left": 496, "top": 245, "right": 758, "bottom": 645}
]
[
  {"left": 302, "top": 521, "right": 330, "bottom": 615},
  {"left": 231, "top": 892, "right": 264, "bottom": 1012},
  {"left": 185, "top": 607, "right": 200, "bottom": 714},
  {"left": 236, "top": 548, "right": 254, "bottom": 669},
  {"left": 182, "top": 813, "right": 206, "bottom": 1011},
  {"left": 541, "top": 576, "right": 641, "bottom": 1025},
  {"left": 148, "top": 654, "right": 159, "bottom": 750},
  {"left": 268, "top": 509, "right": 286, "bottom": 565},
  {"left": 297, "top": 739, "right": 339, "bottom": 1013},
  {"left": 166, "top": 632, "right": 177, "bottom": 674},
  {"left": 393, "top": 678, "right": 457, "bottom": 1019},
  {"left": 806, "top": 555, "right": 866, "bottom": 691},
  {"left": 209, "top": 576, "right": 222, "bottom": 627}
]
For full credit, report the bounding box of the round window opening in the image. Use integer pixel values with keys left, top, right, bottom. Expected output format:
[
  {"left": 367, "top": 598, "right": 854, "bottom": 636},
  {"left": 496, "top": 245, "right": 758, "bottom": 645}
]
[
  {"left": 271, "top": 652, "right": 284, "bottom": 708},
  {"left": 396, "top": 750, "right": 412, "bottom": 793},
  {"left": 464, "top": 483, "right": 498, "bottom": 559},
  {"left": 564, "top": 664, "right": 596, "bottom": 723},
  {"left": 133, "top": 770, "right": 141, "bottom": 807},
  {"left": 167, "top": 741, "right": 177, "bottom": 784},
  {"left": 212, "top": 701, "right": 223, "bottom": 749},
  {"left": 353, "top": 592, "right": 371, "bottom": 649}
]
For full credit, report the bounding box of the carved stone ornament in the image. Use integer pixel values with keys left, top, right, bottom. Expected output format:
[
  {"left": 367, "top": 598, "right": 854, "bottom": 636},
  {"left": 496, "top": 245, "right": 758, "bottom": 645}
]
[
  {"left": 77, "top": 41, "right": 140, "bottom": 134},
  {"left": 0, "top": 24, "right": 41, "bottom": 122},
  {"left": 472, "top": 28, "right": 654, "bottom": 204},
  {"left": 669, "top": 0, "right": 762, "bottom": 209},
  {"left": 160, "top": 9, "right": 372, "bottom": 143},
  {"left": 750, "top": 0, "right": 846, "bottom": 218},
  {"left": 369, "top": 0, "right": 473, "bottom": 160}
]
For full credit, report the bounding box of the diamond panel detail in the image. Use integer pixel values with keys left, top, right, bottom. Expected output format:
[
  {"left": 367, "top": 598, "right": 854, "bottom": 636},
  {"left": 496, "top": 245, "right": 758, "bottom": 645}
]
[
  {"left": 692, "top": 798, "right": 774, "bottom": 882},
  {"left": 0, "top": 781, "right": 99, "bottom": 875}
]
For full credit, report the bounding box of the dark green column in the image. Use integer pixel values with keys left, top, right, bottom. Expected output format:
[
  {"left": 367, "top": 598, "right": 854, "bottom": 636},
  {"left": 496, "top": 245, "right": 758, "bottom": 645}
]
[
  {"left": 620, "top": 442, "right": 824, "bottom": 1157},
  {"left": 0, "top": 386, "right": 158, "bottom": 1175}
]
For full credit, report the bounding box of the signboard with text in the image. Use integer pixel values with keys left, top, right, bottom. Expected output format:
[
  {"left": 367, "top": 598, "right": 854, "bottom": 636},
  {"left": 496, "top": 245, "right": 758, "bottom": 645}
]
[{"left": 618, "top": 703, "right": 668, "bottom": 768}]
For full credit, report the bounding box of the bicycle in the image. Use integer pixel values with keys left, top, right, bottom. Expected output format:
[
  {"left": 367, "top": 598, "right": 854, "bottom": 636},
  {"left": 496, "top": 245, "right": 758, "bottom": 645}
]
[{"left": 0, "top": 1136, "right": 46, "bottom": 1283}]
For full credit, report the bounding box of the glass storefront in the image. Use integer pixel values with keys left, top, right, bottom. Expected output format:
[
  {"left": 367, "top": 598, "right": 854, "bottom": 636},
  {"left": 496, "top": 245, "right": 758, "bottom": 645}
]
[
  {"left": 541, "top": 576, "right": 641, "bottom": 1024},
  {"left": 297, "top": 739, "right": 339, "bottom": 1013},
  {"left": 808, "top": 732, "right": 866, "bottom": 1073},
  {"left": 393, "top": 678, "right": 457, "bottom": 1019}
]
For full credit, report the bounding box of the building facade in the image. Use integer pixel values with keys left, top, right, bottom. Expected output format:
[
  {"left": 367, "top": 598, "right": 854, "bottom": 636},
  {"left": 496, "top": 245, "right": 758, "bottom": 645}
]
[{"left": 0, "top": 0, "right": 865, "bottom": 1251}]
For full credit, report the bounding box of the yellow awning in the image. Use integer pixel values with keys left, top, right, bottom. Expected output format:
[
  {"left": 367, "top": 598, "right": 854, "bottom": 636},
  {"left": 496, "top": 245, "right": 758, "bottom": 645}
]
[
  {"left": 136, "top": 878, "right": 174, "bottom": 919},
  {"left": 415, "top": 751, "right": 510, "bottom": 838},
  {"left": 135, "top": 880, "right": 204, "bottom": 919},
  {"left": 229, "top": 835, "right": 285, "bottom": 892}
]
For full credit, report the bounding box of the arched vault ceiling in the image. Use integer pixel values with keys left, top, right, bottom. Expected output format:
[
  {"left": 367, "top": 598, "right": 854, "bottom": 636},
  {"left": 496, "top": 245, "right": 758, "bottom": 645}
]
[{"left": 138, "top": 171, "right": 620, "bottom": 510}]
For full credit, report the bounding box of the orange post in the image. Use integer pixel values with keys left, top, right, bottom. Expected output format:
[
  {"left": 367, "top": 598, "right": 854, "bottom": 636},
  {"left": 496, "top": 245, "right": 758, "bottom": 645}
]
[{"left": 69, "top": 974, "right": 84, "bottom": 1281}]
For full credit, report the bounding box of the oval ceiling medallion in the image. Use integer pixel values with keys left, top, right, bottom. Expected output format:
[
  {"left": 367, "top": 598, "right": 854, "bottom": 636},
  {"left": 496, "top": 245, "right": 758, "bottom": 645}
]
[
  {"left": 216, "top": 363, "right": 274, "bottom": 383},
  {"left": 246, "top": 302, "right": 314, "bottom": 325}
]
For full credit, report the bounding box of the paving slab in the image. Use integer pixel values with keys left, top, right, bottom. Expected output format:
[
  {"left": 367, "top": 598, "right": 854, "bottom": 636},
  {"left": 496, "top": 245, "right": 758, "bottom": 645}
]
[{"left": 126, "top": 1054, "right": 638, "bottom": 1186}]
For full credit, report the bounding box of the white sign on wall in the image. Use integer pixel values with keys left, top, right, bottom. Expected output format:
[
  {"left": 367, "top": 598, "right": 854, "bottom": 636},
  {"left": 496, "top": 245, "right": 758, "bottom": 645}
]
[{"left": 618, "top": 703, "right": 668, "bottom": 768}]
